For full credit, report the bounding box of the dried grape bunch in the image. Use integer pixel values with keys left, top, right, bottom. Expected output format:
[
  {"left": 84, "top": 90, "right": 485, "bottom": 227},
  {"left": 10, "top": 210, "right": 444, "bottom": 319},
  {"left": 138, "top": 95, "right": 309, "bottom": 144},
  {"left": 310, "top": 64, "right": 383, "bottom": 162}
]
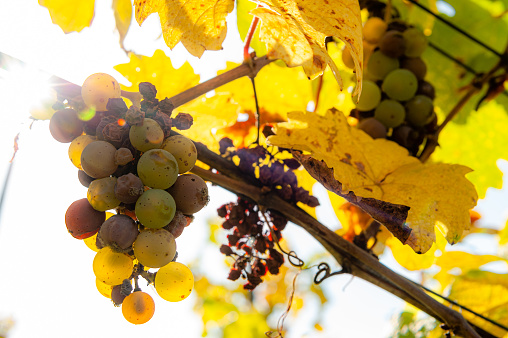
[
  {"left": 50, "top": 73, "right": 205, "bottom": 324},
  {"left": 217, "top": 198, "right": 287, "bottom": 290},
  {"left": 216, "top": 138, "right": 318, "bottom": 289}
]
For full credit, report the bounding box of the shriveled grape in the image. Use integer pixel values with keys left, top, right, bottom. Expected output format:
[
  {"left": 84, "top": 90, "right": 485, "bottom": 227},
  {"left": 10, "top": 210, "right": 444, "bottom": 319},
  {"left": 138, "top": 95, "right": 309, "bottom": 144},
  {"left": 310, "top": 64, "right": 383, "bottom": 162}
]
[
  {"left": 164, "top": 211, "right": 187, "bottom": 238},
  {"left": 114, "top": 173, "right": 144, "bottom": 204},
  {"left": 133, "top": 229, "right": 176, "bottom": 268}
]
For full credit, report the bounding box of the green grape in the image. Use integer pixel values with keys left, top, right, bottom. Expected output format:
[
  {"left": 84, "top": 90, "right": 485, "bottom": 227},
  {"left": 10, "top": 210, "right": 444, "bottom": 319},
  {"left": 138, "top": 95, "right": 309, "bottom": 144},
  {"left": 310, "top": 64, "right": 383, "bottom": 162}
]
[
  {"left": 68, "top": 135, "right": 95, "bottom": 169},
  {"left": 363, "top": 17, "right": 387, "bottom": 44},
  {"left": 366, "top": 50, "right": 399, "bottom": 80},
  {"left": 161, "top": 135, "right": 197, "bottom": 174},
  {"left": 357, "top": 117, "right": 387, "bottom": 139},
  {"left": 133, "top": 229, "right": 176, "bottom": 268},
  {"left": 155, "top": 262, "right": 194, "bottom": 302},
  {"left": 81, "top": 140, "right": 118, "bottom": 178},
  {"left": 403, "top": 28, "right": 428, "bottom": 58},
  {"left": 129, "top": 118, "right": 164, "bottom": 152},
  {"left": 374, "top": 100, "right": 406, "bottom": 128},
  {"left": 135, "top": 189, "right": 176, "bottom": 229},
  {"left": 137, "top": 149, "right": 179, "bottom": 189},
  {"left": 405, "top": 95, "right": 434, "bottom": 126},
  {"left": 93, "top": 246, "right": 133, "bottom": 286},
  {"left": 81, "top": 73, "right": 121, "bottom": 111},
  {"left": 381, "top": 69, "right": 418, "bottom": 101},
  {"left": 379, "top": 30, "right": 406, "bottom": 58},
  {"left": 87, "top": 177, "right": 121, "bottom": 212},
  {"left": 354, "top": 80, "right": 381, "bottom": 111}
]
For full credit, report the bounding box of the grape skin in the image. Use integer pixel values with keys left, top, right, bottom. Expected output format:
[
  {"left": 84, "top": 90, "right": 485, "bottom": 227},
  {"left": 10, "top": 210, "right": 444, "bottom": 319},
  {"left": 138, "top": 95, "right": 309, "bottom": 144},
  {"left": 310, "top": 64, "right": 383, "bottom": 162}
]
[
  {"left": 374, "top": 100, "right": 406, "bottom": 128},
  {"left": 161, "top": 135, "right": 198, "bottom": 174},
  {"left": 87, "top": 177, "right": 121, "bottom": 212},
  {"left": 133, "top": 229, "right": 176, "bottom": 268},
  {"left": 129, "top": 118, "right": 164, "bottom": 152},
  {"left": 381, "top": 69, "right": 418, "bottom": 101},
  {"left": 167, "top": 174, "right": 209, "bottom": 215},
  {"left": 154, "top": 262, "right": 194, "bottom": 302},
  {"left": 137, "top": 149, "right": 179, "bottom": 189},
  {"left": 135, "top": 189, "right": 176, "bottom": 228},
  {"left": 81, "top": 141, "right": 118, "bottom": 179},
  {"left": 354, "top": 80, "right": 382, "bottom": 111},
  {"left": 81, "top": 73, "right": 121, "bottom": 112},
  {"left": 65, "top": 198, "right": 105, "bottom": 239},
  {"left": 93, "top": 247, "right": 133, "bottom": 286},
  {"left": 122, "top": 291, "right": 155, "bottom": 325}
]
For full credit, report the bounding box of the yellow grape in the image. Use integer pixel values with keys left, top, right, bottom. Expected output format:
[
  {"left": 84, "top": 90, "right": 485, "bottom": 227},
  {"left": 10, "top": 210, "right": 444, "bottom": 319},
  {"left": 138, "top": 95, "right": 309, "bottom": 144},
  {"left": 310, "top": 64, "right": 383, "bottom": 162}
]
[
  {"left": 133, "top": 229, "right": 176, "bottom": 268},
  {"left": 155, "top": 262, "right": 194, "bottom": 302},
  {"left": 81, "top": 73, "right": 121, "bottom": 111},
  {"left": 122, "top": 291, "right": 155, "bottom": 325},
  {"left": 87, "top": 177, "right": 121, "bottom": 212},
  {"left": 81, "top": 140, "right": 118, "bottom": 179},
  {"left": 93, "top": 247, "right": 133, "bottom": 285},
  {"left": 363, "top": 17, "right": 388, "bottom": 44},
  {"left": 96, "top": 278, "right": 113, "bottom": 298},
  {"left": 68, "top": 135, "right": 95, "bottom": 169},
  {"left": 162, "top": 135, "right": 197, "bottom": 174},
  {"left": 129, "top": 118, "right": 164, "bottom": 152}
]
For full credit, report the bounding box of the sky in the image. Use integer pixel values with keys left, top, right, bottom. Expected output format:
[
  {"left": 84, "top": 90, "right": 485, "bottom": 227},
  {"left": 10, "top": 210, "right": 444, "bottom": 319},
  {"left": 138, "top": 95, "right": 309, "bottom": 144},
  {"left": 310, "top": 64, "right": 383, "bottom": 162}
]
[{"left": 0, "top": 1, "right": 507, "bottom": 338}]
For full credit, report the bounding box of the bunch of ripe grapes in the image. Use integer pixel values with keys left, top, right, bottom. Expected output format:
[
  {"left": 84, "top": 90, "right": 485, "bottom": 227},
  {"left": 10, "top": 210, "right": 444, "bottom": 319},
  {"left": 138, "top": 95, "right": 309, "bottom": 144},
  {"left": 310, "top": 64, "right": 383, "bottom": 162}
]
[
  {"left": 343, "top": 17, "right": 436, "bottom": 155},
  {"left": 49, "top": 73, "right": 209, "bottom": 324}
]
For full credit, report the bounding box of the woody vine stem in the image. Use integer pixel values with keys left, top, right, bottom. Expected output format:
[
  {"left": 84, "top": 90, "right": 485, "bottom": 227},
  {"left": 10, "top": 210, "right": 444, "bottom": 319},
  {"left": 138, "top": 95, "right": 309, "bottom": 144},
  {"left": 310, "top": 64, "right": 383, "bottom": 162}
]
[{"left": 42, "top": 56, "right": 484, "bottom": 337}]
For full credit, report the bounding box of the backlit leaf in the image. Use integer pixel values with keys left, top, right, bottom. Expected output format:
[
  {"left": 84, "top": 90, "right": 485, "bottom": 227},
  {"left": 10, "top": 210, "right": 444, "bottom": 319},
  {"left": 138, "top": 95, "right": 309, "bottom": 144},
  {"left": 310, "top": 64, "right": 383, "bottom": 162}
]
[
  {"left": 268, "top": 109, "right": 478, "bottom": 253},
  {"left": 253, "top": 0, "right": 363, "bottom": 94},
  {"left": 39, "top": 0, "right": 95, "bottom": 33},
  {"left": 237, "top": 0, "right": 267, "bottom": 56},
  {"left": 113, "top": 0, "right": 132, "bottom": 50},
  {"left": 114, "top": 49, "right": 200, "bottom": 99},
  {"left": 133, "top": 0, "right": 235, "bottom": 57}
]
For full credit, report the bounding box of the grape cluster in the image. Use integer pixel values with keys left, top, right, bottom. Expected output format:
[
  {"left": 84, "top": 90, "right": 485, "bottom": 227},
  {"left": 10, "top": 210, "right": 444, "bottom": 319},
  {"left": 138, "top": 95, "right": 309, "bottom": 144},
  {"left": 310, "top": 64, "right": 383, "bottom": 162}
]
[
  {"left": 343, "top": 17, "right": 437, "bottom": 155},
  {"left": 216, "top": 138, "right": 318, "bottom": 289},
  {"left": 218, "top": 198, "right": 287, "bottom": 290},
  {"left": 51, "top": 73, "right": 207, "bottom": 324}
]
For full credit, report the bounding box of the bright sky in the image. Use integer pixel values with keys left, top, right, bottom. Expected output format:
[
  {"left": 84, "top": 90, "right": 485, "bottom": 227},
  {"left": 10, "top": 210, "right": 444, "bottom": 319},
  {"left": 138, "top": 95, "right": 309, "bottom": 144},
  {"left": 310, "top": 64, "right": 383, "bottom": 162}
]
[{"left": 0, "top": 1, "right": 507, "bottom": 338}]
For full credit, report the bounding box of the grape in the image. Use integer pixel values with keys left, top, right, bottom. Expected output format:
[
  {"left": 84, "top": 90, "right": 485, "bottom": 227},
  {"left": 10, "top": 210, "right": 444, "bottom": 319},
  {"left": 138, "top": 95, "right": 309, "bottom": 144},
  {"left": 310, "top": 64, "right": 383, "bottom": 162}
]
[
  {"left": 374, "top": 100, "right": 406, "bottom": 128},
  {"left": 164, "top": 211, "right": 187, "bottom": 238},
  {"left": 341, "top": 45, "right": 355, "bottom": 69},
  {"left": 129, "top": 118, "right": 164, "bottom": 152},
  {"left": 401, "top": 57, "right": 427, "bottom": 80},
  {"left": 122, "top": 291, "right": 155, "bottom": 325},
  {"left": 84, "top": 233, "right": 100, "bottom": 252},
  {"left": 87, "top": 177, "right": 121, "bottom": 212},
  {"left": 379, "top": 30, "right": 406, "bottom": 58},
  {"left": 155, "top": 262, "right": 194, "bottom": 302},
  {"left": 133, "top": 229, "right": 176, "bottom": 268},
  {"left": 111, "top": 284, "right": 128, "bottom": 306},
  {"left": 99, "top": 214, "right": 139, "bottom": 252},
  {"left": 78, "top": 170, "right": 94, "bottom": 188},
  {"left": 81, "top": 140, "right": 118, "bottom": 178},
  {"left": 114, "top": 173, "right": 144, "bottom": 204},
  {"left": 381, "top": 69, "right": 418, "bottom": 101},
  {"left": 354, "top": 80, "right": 382, "bottom": 111},
  {"left": 115, "top": 148, "right": 133, "bottom": 166},
  {"left": 363, "top": 17, "right": 388, "bottom": 44},
  {"left": 49, "top": 108, "right": 83, "bottom": 143},
  {"left": 366, "top": 51, "right": 399, "bottom": 80},
  {"left": 161, "top": 135, "right": 198, "bottom": 174},
  {"left": 93, "top": 246, "right": 133, "bottom": 285},
  {"left": 65, "top": 198, "right": 105, "bottom": 239},
  {"left": 405, "top": 95, "right": 434, "bottom": 126},
  {"left": 135, "top": 189, "right": 176, "bottom": 228},
  {"left": 417, "top": 80, "right": 435, "bottom": 100},
  {"left": 391, "top": 125, "right": 421, "bottom": 150},
  {"left": 357, "top": 117, "right": 387, "bottom": 139},
  {"left": 137, "top": 149, "right": 179, "bottom": 189},
  {"left": 403, "top": 28, "right": 428, "bottom": 58},
  {"left": 96, "top": 278, "right": 113, "bottom": 298},
  {"left": 167, "top": 174, "right": 209, "bottom": 215},
  {"left": 68, "top": 135, "right": 95, "bottom": 169},
  {"left": 81, "top": 73, "right": 121, "bottom": 112}
]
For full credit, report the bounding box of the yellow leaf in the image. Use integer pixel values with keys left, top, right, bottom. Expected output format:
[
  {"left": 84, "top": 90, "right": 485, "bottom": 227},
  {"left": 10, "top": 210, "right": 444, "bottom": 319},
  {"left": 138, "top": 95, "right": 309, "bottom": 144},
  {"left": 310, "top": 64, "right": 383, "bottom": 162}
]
[
  {"left": 268, "top": 109, "right": 478, "bottom": 253},
  {"left": 39, "top": 0, "right": 95, "bottom": 33},
  {"left": 134, "top": 0, "right": 235, "bottom": 57},
  {"left": 114, "top": 49, "right": 200, "bottom": 99},
  {"left": 253, "top": 0, "right": 363, "bottom": 94},
  {"left": 113, "top": 0, "right": 132, "bottom": 50}
]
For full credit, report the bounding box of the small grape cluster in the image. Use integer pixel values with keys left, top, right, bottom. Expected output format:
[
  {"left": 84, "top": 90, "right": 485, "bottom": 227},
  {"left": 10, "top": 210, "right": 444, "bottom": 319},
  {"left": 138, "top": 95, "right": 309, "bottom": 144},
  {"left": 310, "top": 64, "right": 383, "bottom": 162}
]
[
  {"left": 216, "top": 138, "right": 318, "bottom": 289},
  {"left": 218, "top": 198, "right": 287, "bottom": 290},
  {"left": 343, "top": 17, "right": 437, "bottom": 155},
  {"left": 50, "top": 73, "right": 209, "bottom": 324}
]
